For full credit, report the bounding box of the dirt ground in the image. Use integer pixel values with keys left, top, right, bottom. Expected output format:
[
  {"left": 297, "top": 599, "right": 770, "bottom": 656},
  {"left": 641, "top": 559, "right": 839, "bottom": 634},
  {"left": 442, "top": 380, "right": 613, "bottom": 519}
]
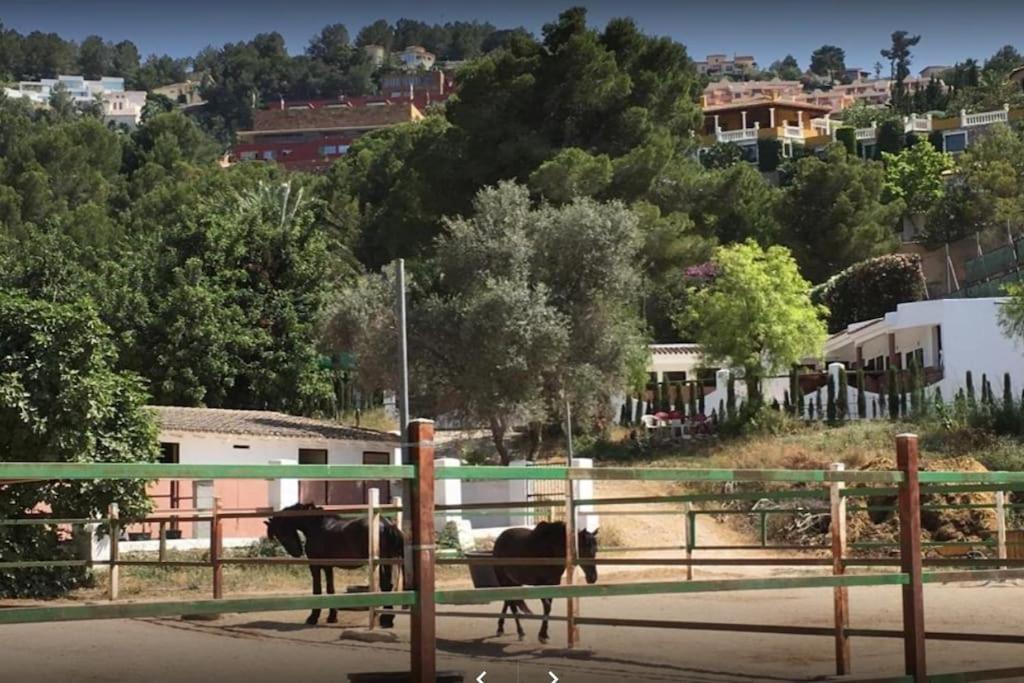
[
  {"left": 4, "top": 480, "right": 1024, "bottom": 682},
  {"left": 4, "top": 581, "right": 1024, "bottom": 683}
]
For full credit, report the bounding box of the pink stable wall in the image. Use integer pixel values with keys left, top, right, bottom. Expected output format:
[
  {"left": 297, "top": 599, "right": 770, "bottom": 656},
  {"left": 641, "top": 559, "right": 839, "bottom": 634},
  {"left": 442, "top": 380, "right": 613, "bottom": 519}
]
[{"left": 132, "top": 479, "right": 270, "bottom": 539}]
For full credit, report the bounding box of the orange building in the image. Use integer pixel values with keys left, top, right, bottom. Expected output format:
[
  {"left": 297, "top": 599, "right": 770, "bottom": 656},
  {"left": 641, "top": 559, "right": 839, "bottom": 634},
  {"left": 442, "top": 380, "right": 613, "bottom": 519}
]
[{"left": 703, "top": 96, "right": 832, "bottom": 135}]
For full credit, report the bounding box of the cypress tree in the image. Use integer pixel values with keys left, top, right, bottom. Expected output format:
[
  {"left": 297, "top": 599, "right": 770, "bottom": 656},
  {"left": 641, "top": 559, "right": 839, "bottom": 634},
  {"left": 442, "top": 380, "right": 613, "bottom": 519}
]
[
  {"left": 688, "top": 382, "right": 698, "bottom": 417},
  {"left": 797, "top": 379, "right": 805, "bottom": 418},
  {"left": 698, "top": 382, "right": 706, "bottom": 416},
  {"left": 783, "top": 390, "right": 792, "bottom": 414},
  {"left": 809, "top": 397, "right": 816, "bottom": 420},
  {"left": 837, "top": 367, "right": 849, "bottom": 421},
  {"left": 788, "top": 366, "right": 799, "bottom": 416},
  {"left": 872, "top": 397, "right": 878, "bottom": 419},
  {"left": 856, "top": 367, "right": 867, "bottom": 419},
  {"left": 899, "top": 373, "right": 908, "bottom": 418},
  {"left": 908, "top": 358, "right": 920, "bottom": 417},
  {"left": 772, "top": 398, "right": 781, "bottom": 411},
  {"left": 635, "top": 394, "right": 645, "bottom": 423},
  {"left": 718, "top": 398, "right": 725, "bottom": 420},
  {"left": 966, "top": 371, "right": 976, "bottom": 410},
  {"left": 1004, "top": 373, "right": 1014, "bottom": 411},
  {"left": 726, "top": 374, "right": 736, "bottom": 420},
  {"left": 887, "top": 367, "right": 900, "bottom": 419},
  {"left": 621, "top": 397, "right": 631, "bottom": 426},
  {"left": 827, "top": 375, "right": 837, "bottom": 422},
  {"left": 934, "top": 386, "right": 943, "bottom": 409}
]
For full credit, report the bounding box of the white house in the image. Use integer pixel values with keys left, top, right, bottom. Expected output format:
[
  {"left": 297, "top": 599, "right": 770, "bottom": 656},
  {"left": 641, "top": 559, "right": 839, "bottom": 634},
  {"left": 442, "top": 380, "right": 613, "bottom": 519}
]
[
  {"left": 824, "top": 298, "right": 1024, "bottom": 401},
  {"left": 398, "top": 46, "right": 436, "bottom": 70},
  {"left": 6, "top": 74, "right": 147, "bottom": 127}
]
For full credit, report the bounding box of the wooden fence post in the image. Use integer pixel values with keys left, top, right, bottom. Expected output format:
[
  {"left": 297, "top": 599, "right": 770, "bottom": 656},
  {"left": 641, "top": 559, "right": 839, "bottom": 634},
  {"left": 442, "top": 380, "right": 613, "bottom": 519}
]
[
  {"left": 409, "top": 419, "right": 436, "bottom": 683},
  {"left": 107, "top": 503, "right": 119, "bottom": 601},
  {"left": 896, "top": 434, "right": 927, "bottom": 682},
  {"left": 830, "top": 463, "right": 851, "bottom": 675},
  {"left": 158, "top": 521, "right": 167, "bottom": 564},
  {"left": 211, "top": 497, "right": 223, "bottom": 600},
  {"left": 367, "top": 487, "right": 380, "bottom": 629},
  {"left": 683, "top": 502, "right": 694, "bottom": 581},
  {"left": 565, "top": 469, "right": 578, "bottom": 648},
  {"left": 996, "top": 490, "right": 1008, "bottom": 566}
]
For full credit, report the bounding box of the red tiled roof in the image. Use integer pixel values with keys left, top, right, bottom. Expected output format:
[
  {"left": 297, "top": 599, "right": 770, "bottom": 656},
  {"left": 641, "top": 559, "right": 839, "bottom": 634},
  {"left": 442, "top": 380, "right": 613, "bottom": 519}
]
[
  {"left": 650, "top": 344, "right": 702, "bottom": 356},
  {"left": 240, "top": 103, "right": 422, "bottom": 135}
]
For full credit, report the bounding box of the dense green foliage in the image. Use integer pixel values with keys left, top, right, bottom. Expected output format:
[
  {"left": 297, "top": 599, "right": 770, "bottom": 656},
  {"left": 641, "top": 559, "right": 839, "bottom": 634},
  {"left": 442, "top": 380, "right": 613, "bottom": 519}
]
[
  {"left": 0, "top": 292, "right": 158, "bottom": 597},
  {"left": 811, "top": 254, "right": 927, "bottom": 333},
  {"left": 679, "top": 242, "right": 827, "bottom": 402}
]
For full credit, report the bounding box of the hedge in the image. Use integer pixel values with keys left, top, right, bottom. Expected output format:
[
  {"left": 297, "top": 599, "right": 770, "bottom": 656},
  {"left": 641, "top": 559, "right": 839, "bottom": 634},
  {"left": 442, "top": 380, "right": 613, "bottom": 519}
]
[
  {"left": 835, "top": 127, "right": 856, "bottom": 155},
  {"left": 757, "top": 139, "right": 781, "bottom": 172},
  {"left": 811, "top": 254, "right": 927, "bottom": 333}
]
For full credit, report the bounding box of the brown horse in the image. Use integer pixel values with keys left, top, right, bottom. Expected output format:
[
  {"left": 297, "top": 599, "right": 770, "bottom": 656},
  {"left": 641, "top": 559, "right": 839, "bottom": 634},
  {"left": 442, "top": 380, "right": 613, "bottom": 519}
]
[
  {"left": 491, "top": 521, "right": 599, "bottom": 643},
  {"left": 265, "top": 502, "right": 404, "bottom": 626}
]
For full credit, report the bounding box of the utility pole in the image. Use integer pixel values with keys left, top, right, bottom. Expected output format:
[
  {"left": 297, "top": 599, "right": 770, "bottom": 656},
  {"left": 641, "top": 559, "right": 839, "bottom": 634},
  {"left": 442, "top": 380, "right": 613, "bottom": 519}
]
[{"left": 395, "top": 259, "right": 412, "bottom": 583}]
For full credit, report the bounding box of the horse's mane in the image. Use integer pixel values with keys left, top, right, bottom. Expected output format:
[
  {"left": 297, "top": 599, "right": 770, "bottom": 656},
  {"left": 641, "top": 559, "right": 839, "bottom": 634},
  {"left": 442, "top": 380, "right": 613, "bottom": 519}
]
[{"left": 279, "top": 502, "right": 321, "bottom": 512}]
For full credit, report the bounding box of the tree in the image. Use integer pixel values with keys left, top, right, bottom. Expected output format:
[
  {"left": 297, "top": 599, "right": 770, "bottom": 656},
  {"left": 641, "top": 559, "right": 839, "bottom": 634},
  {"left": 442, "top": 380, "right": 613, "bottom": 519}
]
[
  {"left": 528, "top": 147, "right": 612, "bottom": 203},
  {"left": 307, "top": 23, "right": 352, "bottom": 67},
  {"left": 0, "top": 292, "right": 158, "bottom": 598},
  {"left": 882, "top": 140, "right": 954, "bottom": 215},
  {"left": 881, "top": 31, "right": 921, "bottom": 113},
  {"left": 112, "top": 40, "right": 141, "bottom": 85},
  {"left": 810, "top": 45, "right": 846, "bottom": 81},
  {"left": 769, "top": 55, "right": 802, "bottom": 80},
  {"left": 926, "top": 124, "right": 1024, "bottom": 244},
  {"left": 678, "top": 241, "right": 827, "bottom": 404},
  {"left": 127, "top": 180, "right": 335, "bottom": 414},
  {"left": 78, "top": 35, "right": 113, "bottom": 79},
  {"left": 778, "top": 146, "right": 901, "bottom": 283},
  {"left": 983, "top": 45, "right": 1023, "bottom": 76}
]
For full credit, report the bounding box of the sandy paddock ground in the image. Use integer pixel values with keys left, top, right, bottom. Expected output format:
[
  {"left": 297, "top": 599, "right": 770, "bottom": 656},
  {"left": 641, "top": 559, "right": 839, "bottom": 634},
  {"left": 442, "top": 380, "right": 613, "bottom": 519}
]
[{"left": 3, "top": 480, "right": 1024, "bottom": 683}]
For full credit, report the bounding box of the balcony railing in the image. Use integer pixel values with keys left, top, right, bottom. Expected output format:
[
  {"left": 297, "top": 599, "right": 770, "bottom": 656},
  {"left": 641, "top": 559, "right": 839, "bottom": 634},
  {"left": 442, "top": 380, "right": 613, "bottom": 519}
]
[
  {"left": 782, "top": 124, "right": 805, "bottom": 140},
  {"left": 854, "top": 125, "right": 878, "bottom": 141},
  {"left": 961, "top": 104, "right": 1010, "bottom": 128},
  {"left": 811, "top": 117, "right": 843, "bottom": 137},
  {"left": 715, "top": 122, "right": 759, "bottom": 144},
  {"left": 904, "top": 113, "right": 933, "bottom": 133}
]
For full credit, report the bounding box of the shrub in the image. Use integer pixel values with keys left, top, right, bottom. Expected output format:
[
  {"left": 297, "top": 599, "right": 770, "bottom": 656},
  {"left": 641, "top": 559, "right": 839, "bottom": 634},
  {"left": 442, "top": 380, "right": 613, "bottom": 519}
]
[
  {"left": 835, "top": 127, "right": 857, "bottom": 155},
  {"left": 701, "top": 142, "right": 743, "bottom": 169},
  {"left": 758, "top": 139, "right": 781, "bottom": 172},
  {"left": 876, "top": 120, "right": 904, "bottom": 156},
  {"left": 811, "top": 254, "right": 927, "bottom": 333},
  {"left": 437, "top": 521, "right": 462, "bottom": 551}
]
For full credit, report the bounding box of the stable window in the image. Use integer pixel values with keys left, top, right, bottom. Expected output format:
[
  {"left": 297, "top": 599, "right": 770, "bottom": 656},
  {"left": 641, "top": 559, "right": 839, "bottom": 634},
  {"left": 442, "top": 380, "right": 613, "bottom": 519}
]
[
  {"left": 261, "top": 150, "right": 276, "bottom": 160},
  {"left": 944, "top": 131, "right": 968, "bottom": 154}
]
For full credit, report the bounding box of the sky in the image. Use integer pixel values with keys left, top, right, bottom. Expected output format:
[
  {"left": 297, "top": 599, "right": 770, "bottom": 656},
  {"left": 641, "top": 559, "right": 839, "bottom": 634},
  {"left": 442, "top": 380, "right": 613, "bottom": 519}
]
[{"left": 1, "top": 0, "right": 1022, "bottom": 72}]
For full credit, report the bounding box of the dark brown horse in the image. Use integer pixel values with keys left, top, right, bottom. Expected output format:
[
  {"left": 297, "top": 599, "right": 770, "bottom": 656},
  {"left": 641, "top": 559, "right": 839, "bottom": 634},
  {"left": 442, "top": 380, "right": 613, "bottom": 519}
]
[
  {"left": 265, "top": 502, "right": 405, "bottom": 626},
  {"left": 491, "top": 521, "right": 599, "bottom": 643}
]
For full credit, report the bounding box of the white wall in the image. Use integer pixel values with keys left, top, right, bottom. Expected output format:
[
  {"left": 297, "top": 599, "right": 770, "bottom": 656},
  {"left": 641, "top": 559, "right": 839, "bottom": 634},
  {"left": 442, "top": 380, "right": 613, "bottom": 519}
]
[{"left": 162, "top": 430, "right": 399, "bottom": 468}]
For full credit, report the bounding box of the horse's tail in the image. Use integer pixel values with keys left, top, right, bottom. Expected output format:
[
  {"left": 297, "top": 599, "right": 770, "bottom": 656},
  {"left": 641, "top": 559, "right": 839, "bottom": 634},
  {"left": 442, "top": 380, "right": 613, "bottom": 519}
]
[{"left": 513, "top": 600, "right": 532, "bottom": 614}]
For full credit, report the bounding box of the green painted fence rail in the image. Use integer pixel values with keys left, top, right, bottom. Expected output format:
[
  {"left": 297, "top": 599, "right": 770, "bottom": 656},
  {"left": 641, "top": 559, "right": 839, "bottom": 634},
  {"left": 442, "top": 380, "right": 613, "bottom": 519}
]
[
  {"left": 440, "top": 467, "right": 905, "bottom": 483},
  {"left": 0, "top": 462, "right": 415, "bottom": 480},
  {"left": 435, "top": 573, "right": 910, "bottom": 605},
  {"left": 0, "top": 591, "right": 417, "bottom": 625}
]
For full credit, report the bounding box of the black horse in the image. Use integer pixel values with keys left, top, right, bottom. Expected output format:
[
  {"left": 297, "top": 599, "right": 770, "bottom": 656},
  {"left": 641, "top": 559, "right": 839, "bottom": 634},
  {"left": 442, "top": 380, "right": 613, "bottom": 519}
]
[
  {"left": 265, "top": 502, "right": 405, "bottom": 627},
  {"left": 491, "top": 521, "right": 599, "bottom": 643}
]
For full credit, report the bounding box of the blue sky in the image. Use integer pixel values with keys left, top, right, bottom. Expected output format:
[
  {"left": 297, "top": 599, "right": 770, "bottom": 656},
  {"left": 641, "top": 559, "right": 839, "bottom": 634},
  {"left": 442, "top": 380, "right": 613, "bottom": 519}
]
[{"left": 1, "top": 0, "right": 1020, "bottom": 72}]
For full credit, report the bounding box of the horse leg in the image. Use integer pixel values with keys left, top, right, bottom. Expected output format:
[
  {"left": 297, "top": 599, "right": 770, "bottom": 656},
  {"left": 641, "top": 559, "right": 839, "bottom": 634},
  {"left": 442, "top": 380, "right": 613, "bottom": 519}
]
[
  {"left": 538, "top": 598, "right": 553, "bottom": 643},
  {"left": 379, "top": 562, "right": 395, "bottom": 629},
  {"left": 325, "top": 567, "right": 338, "bottom": 623},
  {"left": 510, "top": 600, "right": 526, "bottom": 640},
  {"left": 306, "top": 566, "right": 322, "bottom": 625},
  {"left": 497, "top": 601, "right": 509, "bottom": 636}
]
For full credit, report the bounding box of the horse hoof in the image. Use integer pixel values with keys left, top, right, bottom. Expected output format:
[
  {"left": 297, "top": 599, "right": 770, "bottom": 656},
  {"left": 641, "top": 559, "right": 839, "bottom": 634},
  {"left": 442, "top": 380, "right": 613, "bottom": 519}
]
[
  {"left": 496, "top": 629, "right": 504, "bottom": 637},
  {"left": 517, "top": 634, "right": 525, "bottom": 641},
  {"left": 305, "top": 617, "right": 319, "bottom": 625},
  {"left": 539, "top": 636, "right": 549, "bottom": 644},
  {"left": 327, "top": 616, "right": 338, "bottom": 624}
]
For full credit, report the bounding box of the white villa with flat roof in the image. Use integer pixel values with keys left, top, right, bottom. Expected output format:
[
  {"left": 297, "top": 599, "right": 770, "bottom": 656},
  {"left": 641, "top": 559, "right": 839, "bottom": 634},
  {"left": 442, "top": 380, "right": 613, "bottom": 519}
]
[{"left": 824, "top": 298, "right": 1024, "bottom": 399}]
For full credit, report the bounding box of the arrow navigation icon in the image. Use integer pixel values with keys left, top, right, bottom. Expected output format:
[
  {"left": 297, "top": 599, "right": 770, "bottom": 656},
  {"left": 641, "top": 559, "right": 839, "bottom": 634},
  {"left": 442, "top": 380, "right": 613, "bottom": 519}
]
[
  {"left": 548, "top": 672, "right": 559, "bottom": 683},
  {"left": 475, "top": 672, "right": 486, "bottom": 683}
]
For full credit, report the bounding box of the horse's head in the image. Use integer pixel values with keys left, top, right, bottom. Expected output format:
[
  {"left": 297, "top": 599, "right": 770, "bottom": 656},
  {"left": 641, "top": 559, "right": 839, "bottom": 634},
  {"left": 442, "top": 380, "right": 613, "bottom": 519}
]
[
  {"left": 578, "top": 528, "right": 599, "bottom": 584},
  {"left": 264, "top": 503, "right": 316, "bottom": 558}
]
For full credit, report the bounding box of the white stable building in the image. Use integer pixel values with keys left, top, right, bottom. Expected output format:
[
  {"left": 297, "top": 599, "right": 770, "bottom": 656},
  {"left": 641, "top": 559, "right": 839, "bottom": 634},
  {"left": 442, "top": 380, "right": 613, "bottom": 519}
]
[{"left": 823, "top": 298, "right": 1024, "bottom": 400}]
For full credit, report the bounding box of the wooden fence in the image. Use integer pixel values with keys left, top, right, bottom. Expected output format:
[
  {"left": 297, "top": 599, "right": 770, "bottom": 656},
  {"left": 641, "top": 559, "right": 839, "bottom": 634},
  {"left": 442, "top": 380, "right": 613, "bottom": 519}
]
[{"left": 5, "top": 428, "right": 1024, "bottom": 681}]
